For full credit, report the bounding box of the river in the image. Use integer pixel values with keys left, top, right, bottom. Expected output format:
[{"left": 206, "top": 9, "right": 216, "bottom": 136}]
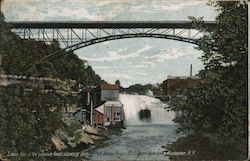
[
  {"left": 87, "top": 124, "right": 180, "bottom": 160},
  {"left": 87, "top": 94, "right": 181, "bottom": 160}
]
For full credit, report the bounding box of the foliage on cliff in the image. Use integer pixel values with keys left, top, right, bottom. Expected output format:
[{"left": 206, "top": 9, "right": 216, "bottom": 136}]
[
  {"left": 170, "top": 1, "right": 247, "bottom": 159},
  {"left": 0, "top": 11, "right": 105, "bottom": 155},
  {"left": 0, "top": 12, "right": 104, "bottom": 86},
  {"left": 0, "top": 84, "right": 65, "bottom": 153}
]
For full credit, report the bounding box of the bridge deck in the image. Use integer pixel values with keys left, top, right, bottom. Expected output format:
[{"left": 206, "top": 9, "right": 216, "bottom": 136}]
[{"left": 9, "top": 21, "right": 217, "bottom": 29}]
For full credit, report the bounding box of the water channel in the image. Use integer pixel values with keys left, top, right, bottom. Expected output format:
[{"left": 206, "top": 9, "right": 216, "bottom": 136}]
[{"left": 87, "top": 94, "right": 181, "bottom": 160}]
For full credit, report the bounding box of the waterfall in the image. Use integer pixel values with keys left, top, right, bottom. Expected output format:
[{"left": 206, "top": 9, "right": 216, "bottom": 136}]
[{"left": 119, "top": 94, "right": 175, "bottom": 125}]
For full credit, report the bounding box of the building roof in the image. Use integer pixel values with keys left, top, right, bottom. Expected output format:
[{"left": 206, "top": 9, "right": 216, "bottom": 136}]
[
  {"left": 93, "top": 101, "right": 106, "bottom": 109},
  {"left": 95, "top": 104, "right": 104, "bottom": 114},
  {"left": 104, "top": 101, "right": 123, "bottom": 107},
  {"left": 97, "top": 83, "right": 119, "bottom": 90},
  {"left": 95, "top": 101, "right": 123, "bottom": 114},
  {"left": 73, "top": 108, "right": 90, "bottom": 115}
]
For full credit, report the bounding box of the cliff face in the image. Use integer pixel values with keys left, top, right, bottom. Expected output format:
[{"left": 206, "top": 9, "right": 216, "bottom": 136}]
[
  {"left": 52, "top": 117, "right": 104, "bottom": 152},
  {"left": 0, "top": 74, "right": 77, "bottom": 93}
]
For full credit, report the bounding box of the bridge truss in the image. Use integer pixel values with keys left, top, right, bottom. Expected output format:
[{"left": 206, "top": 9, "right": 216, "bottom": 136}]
[{"left": 10, "top": 21, "right": 216, "bottom": 60}]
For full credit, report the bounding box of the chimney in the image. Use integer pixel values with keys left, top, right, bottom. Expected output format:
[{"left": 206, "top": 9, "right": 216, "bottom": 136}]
[{"left": 190, "top": 64, "right": 192, "bottom": 76}]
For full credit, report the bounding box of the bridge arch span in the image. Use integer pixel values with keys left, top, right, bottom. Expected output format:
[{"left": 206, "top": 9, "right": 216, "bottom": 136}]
[
  {"left": 10, "top": 21, "right": 217, "bottom": 61},
  {"left": 45, "top": 33, "right": 198, "bottom": 61}
]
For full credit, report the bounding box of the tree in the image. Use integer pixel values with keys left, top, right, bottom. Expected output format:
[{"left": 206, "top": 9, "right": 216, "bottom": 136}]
[
  {"left": 171, "top": 1, "right": 247, "bottom": 148},
  {"left": 0, "top": 84, "right": 64, "bottom": 152},
  {"left": 115, "top": 80, "right": 121, "bottom": 86}
]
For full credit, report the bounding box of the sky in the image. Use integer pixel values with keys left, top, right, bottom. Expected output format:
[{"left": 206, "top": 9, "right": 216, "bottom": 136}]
[{"left": 1, "top": 0, "right": 218, "bottom": 87}]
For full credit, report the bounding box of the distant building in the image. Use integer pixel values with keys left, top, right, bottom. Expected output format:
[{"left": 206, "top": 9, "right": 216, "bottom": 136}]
[
  {"left": 91, "top": 83, "right": 124, "bottom": 128},
  {"left": 94, "top": 101, "right": 124, "bottom": 127},
  {"left": 93, "top": 101, "right": 106, "bottom": 126},
  {"left": 73, "top": 109, "right": 90, "bottom": 124},
  {"left": 162, "top": 76, "right": 201, "bottom": 95},
  {"left": 94, "top": 108, "right": 104, "bottom": 126},
  {"left": 92, "top": 83, "right": 120, "bottom": 106}
]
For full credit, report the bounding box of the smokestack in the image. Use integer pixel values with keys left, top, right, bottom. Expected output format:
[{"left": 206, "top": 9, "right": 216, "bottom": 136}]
[{"left": 190, "top": 64, "right": 192, "bottom": 76}]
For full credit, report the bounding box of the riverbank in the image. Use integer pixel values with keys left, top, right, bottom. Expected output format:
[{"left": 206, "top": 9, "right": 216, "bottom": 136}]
[
  {"left": 53, "top": 124, "right": 122, "bottom": 147},
  {"left": 81, "top": 127, "right": 123, "bottom": 158},
  {"left": 50, "top": 125, "right": 123, "bottom": 160}
]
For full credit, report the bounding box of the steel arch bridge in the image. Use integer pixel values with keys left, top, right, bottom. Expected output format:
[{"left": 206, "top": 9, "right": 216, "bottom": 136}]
[{"left": 10, "top": 21, "right": 216, "bottom": 60}]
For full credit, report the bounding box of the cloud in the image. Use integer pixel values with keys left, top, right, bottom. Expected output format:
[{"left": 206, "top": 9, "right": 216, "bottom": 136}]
[
  {"left": 96, "top": 1, "right": 114, "bottom": 7},
  {"left": 2, "top": 0, "right": 118, "bottom": 21},
  {"left": 141, "top": 61, "right": 157, "bottom": 68},
  {"left": 137, "top": 45, "right": 153, "bottom": 53},
  {"left": 130, "top": 1, "right": 205, "bottom": 12},
  {"left": 133, "top": 71, "right": 148, "bottom": 76},
  {"left": 131, "top": 64, "right": 147, "bottom": 68},
  {"left": 93, "top": 65, "right": 146, "bottom": 69},
  {"left": 81, "top": 45, "right": 153, "bottom": 62},
  {"left": 145, "top": 48, "right": 191, "bottom": 62},
  {"left": 102, "top": 73, "right": 136, "bottom": 80},
  {"left": 102, "top": 41, "right": 111, "bottom": 45},
  {"left": 23, "top": 8, "right": 97, "bottom": 21},
  {"left": 2, "top": 0, "right": 206, "bottom": 21}
]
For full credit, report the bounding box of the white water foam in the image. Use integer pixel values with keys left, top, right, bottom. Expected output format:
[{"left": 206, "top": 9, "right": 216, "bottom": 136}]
[{"left": 119, "top": 94, "right": 175, "bottom": 125}]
